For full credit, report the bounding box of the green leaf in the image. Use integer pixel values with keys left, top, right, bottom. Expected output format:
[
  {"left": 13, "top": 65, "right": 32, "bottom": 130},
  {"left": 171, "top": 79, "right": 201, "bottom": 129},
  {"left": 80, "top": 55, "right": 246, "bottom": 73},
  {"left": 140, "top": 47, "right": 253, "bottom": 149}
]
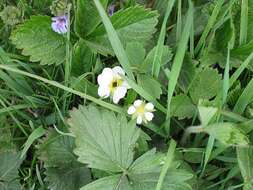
[
  {"left": 86, "top": 5, "right": 158, "bottom": 56},
  {"left": 81, "top": 149, "right": 193, "bottom": 190},
  {"left": 142, "top": 45, "right": 172, "bottom": 73},
  {"left": 69, "top": 105, "right": 140, "bottom": 173},
  {"left": 0, "top": 150, "right": 23, "bottom": 190},
  {"left": 11, "top": 16, "right": 66, "bottom": 65},
  {"left": 126, "top": 42, "right": 146, "bottom": 68},
  {"left": 189, "top": 68, "right": 222, "bottom": 104},
  {"left": 137, "top": 74, "right": 162, "bottom": 100},
  {"left": 74, "top": 0, "right": 108, "bottom": 37},
  {"left": 72, "top": 40, "right": 96, "bottom": 76},
  {"left": 198, "top": 106, "right": 218, "bottom": 126},
  {"left": 171, "top": 94, "right": 196, "bottom": 120},
  {"left": 178, "top": 54, "right": 197, "bottom": 93},
  {"left": 38, "top": 131, "right": 91, "bottom": 190},
  {"left": 237, "top": 147, "right": 253, "bottom": 190},
  {"left": 21, "top": 126, "right": 46, "bottom": 158},
  {"left": 204, "top": 122, "right": 249, "bottom": 146}
]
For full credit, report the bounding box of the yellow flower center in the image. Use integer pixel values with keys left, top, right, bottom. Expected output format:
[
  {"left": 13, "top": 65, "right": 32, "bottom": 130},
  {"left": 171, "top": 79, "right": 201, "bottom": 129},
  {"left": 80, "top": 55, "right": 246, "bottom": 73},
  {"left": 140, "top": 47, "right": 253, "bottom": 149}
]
[
  {"left": 109, "top": 78, "right": 123, "bottom": 93},
  {"left": 136, "top": 103, "right": 145, "bottom": 114}
]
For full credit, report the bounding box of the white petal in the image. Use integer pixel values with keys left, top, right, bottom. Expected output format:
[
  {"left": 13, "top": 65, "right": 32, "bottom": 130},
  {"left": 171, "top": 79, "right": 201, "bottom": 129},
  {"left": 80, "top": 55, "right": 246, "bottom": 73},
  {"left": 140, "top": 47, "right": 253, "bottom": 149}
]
[
  {"left": 145, "top": 102, "right": 154, "bottom": 111},
  {"left": 122, "top": 81, "right": 131, "bottom": 89},
  {"left": 97, "top": 68, "right": 113, "bottom": 86},
  {"left": 144, "top": 112, "right": 154, "bottom": 121},
  {"left": 112, "top": 66, "right": 125, "bottom": 76},
  {"left": 98, "top": 86, "right": 110, "bottom": 98},
  {"left": 127, "top": 106, "right": 136, "bottom": 115},
  {"left": 134, "top": 99, "right": 143, "bottom": 107},
  {"left": 112, "top": 86, "right": 127, "bottom": 104},
  {"left": 136, "top": 115, "right": 143, "bottom": 124}
]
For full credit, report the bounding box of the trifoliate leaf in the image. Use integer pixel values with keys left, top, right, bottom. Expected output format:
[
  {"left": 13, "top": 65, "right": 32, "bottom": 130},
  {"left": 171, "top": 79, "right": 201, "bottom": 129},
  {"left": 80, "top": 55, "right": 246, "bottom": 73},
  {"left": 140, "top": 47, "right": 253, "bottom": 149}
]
[
  {"left": 68, "top": 105, "right": 140, "bottom": 173},
  {"left": 81, "top": 149, "right": 193, "bottom": 190},
  {"left": 137, "top": 74, "right": 162, "bottom": 100},
  {"left": 189, "top": 68, "right": 222, "bottom": 103},
  {"left": 74, "top": 0, "right": 108, "bottom": 37},
  {"left": 0, "top": 150, "right": 23, "bottom": 190},
  {"left": 11, "top": 16, "right": 66, "bottom": 65},
  {"left": 204, "top": 122, "right": 249, "bottom": 146},
  {"left": 38, "top": 131, "right": 91, "bottom": 190},
  {"left": 237, "top": 147, "right": 253, "bottom": 190},
  {"left": 171, "top": 94, "right": 197, "bottom": 119},
  {"left": 86, "top": 6, "right": 158, "bottom": 55}
]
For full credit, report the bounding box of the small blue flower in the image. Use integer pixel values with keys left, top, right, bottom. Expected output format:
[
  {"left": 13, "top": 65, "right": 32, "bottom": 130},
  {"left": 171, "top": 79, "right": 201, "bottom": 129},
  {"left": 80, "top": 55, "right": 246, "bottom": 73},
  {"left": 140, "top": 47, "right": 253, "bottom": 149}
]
[
  {"left": 108, "top": 4, "right": 115, "bottom": 16},
  {"left": 51, "top": 15, "right": 68, "bottom": 34}
]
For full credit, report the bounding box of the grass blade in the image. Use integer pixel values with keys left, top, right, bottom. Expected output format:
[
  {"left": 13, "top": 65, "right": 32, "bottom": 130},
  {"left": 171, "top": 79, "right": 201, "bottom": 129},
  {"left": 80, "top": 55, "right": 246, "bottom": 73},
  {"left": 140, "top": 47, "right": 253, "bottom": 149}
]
[
  {"left": 239, "top": 0, "right": 248, "bottom": 45},
  {"left": 0, "top": 64, "right": 124, "bottom": 114},
  {"left": 21, "top": 126, "right": 46, "bottom": 158},
  {"left": 155, "top": 139, "right": 177, "bottom": 190},
  {"left": 195, "top": 0, "right": 225, "bottom": 55},
  {"left": 166, "top": 1, "right": 193, "bottom": 133},
  {"left": 152, "top": 0, "right": 176, "bottom": 78},
  {"left": 93, "top": 0, "right": 134, "bottom": 80},
  {"left": 233, "top": 78, "right": 253, "bottom": 114}
]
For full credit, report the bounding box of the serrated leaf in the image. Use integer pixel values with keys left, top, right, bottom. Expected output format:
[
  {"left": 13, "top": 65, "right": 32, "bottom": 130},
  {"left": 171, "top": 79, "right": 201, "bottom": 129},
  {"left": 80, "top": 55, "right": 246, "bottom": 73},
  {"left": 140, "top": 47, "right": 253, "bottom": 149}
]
[
  {"left": 198, "top": 106, "right": 218, "bottom": 126},
  {"left": 81, "top": 149, "right": 193, "bottom": 190},
  {"left": 45, "top": 162, "right": 91, "bottom": 190},
  {"left": 126, "top": 42, "right": 146, "bottom": 68},
  {"left": 86, "top": 6, "right": 158, "bottom": 55},
  {"left": 237, "top": 147, "right": 253, "bottom": 190},
  {"left": 189, "top": 68, "right": 222, "bottom": 103},
  {"left": 11, "top": 16, "right": 66, "bottom": 65},
  {"left": 204, "top": 122, "right": 249, "bottom": 146},
  {"left": 171, "top": 94, "right": 196, "bottom": 119},
  {"left": 137, "top": 74, "right": 162, "bottom": 99},
  {"left": 74, "top": 0, "right": 108, "bottom": 37},
  {"left": 0, "top": 150, "right": 23, "bottom": 190},
  {"left": 68, "top": 105, "right": 140, "bottom": 173},
  {"left": 38, "top": 131, "right": 91, "bottom": 190}
]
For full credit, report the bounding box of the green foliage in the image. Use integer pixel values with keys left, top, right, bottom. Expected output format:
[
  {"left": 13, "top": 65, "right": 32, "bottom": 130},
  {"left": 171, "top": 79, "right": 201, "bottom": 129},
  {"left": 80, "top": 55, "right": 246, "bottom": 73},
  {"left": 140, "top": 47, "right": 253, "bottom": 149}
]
[
  {"left": 237, "top": 147, "right": 253, "bottom": 190},
  {"left": 38, "top": 131, "right": 91, "bottom": 190},
  {"left": 11, "top": 16, "right": 66, "bottom": 65},
  {"left": 69, "top": 105, "right": 140, "bottom": 172},
  {"left": 1, "top": 0, "right": 253, "bottom": 189},
  {"left": 75, "top": 0, "right": 108, "bottom": 37},
  {"left": 0, "top": 150, "right": 23, "bottom": 190},
  {"left": 204, "top": 122, "right": 249, "bottom": 146},
  {"left": 189, "top": 68, "right": 222, "bottom": 103},
  {"left": 86, "top": 5, "right": 159, "bottom": 55}
]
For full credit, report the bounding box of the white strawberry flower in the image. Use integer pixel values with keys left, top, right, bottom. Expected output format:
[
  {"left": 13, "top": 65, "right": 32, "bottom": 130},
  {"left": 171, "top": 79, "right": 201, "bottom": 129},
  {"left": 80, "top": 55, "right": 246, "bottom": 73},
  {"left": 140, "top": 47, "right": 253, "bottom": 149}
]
[
  {"left": 127, "top": 100, "right": 155, "bottom": 124},
  {"left": 97, "top": 66, "right": 130, "bottom": 104}
]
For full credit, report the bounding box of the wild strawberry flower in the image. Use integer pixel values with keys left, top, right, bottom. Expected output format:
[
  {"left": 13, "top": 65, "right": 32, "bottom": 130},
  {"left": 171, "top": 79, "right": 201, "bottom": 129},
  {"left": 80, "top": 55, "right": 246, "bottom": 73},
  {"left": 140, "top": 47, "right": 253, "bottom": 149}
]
[
  {"left": 97, "top": 66, "right": 130, "bottom": 104},
  {"left": 51, "top": 15, "right": 68, "bottom": 34},
  {"left": 128, "top": 100, "right": 155, "bottom": 124}
]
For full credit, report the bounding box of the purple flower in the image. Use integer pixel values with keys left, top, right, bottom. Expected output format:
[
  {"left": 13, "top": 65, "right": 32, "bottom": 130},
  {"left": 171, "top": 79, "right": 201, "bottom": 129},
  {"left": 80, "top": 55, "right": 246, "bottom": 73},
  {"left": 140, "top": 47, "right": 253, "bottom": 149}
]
[
  {"left": 51, "top": 15, "right": 68, "bottom": 34},
  {"left": 108, "top": 4, "right": 115, "bottom": 16}
]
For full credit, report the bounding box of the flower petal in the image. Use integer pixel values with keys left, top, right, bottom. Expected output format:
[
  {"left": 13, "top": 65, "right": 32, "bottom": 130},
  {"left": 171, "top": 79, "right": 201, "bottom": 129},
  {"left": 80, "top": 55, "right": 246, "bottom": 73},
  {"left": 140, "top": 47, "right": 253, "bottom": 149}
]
[
  {"left": 98, "top": 86, "right": 110, "bottom": 98},
  {"left": 112, "top": 86, "right": 127, "bottom": 104},
  {"left": 122, "top": 81, "right": 131, "bottom": 89},
  {"left": 144, "top": 112, "right": 154, "bottom": 121},
  {"left": 145, "top": 102, "right": 154, "bottom": 111},
  {"left": 137, "top": 115, "right": 143, "bottom": 124},
  {"left": 97, "top": 68, "right": 113, "bottom": 86},
  {"left": 127, "top": 106, "right": 136, "bottom": 115},
  {"left": 112, "top": 66, "right": 125, "bottom": 77},
  {"left": 134, "top": 99, "right": 143, "bottom": 107}
]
